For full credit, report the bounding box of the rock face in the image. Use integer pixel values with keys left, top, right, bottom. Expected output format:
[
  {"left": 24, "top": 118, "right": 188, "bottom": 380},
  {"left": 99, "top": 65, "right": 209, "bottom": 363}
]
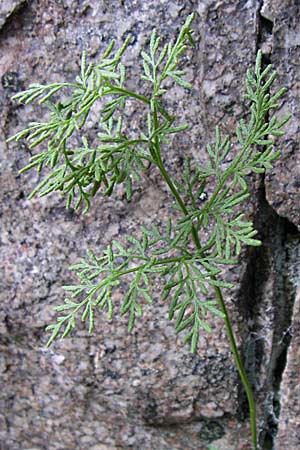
[
  {"left": 264, "top": 1, "right": 300, "bottom": 228},
  {"left": 275, "top": 286, "right": 300, "bottom": 449},
  {"left": 0, "top": 1, "right": 299, "bottom": 450},
  {"left": 0, "top": 0, "right": 25, "bottom": 31}
]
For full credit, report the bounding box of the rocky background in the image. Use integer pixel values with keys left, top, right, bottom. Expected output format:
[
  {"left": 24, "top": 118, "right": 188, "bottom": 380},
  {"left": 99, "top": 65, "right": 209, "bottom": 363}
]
[{"left": 0, "top": 1, "right": 299, "bottom": 449}]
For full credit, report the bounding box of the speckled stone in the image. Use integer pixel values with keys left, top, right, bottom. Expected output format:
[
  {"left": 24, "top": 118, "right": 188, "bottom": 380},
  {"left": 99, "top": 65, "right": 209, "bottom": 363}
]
[
  {"left": 275, "top": 286, "right": 300, "bottom": 449},
  {"left": 264, "top": 1, "right": 300, "bottom": 228},
  {"left": 1, "top": 1, "right": 299, "bottom": 450},
  {"left": 0, "top": 0, "right": 25, "bottom": 30}
]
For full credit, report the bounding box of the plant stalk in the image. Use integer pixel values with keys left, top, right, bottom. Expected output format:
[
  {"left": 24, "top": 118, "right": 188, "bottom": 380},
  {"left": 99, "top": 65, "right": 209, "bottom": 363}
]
[
  {"left": 213, "top": 284, "right": 257, "bottom": 450},
  {"left": 107, "top": 85, "right": 150, "bottom": 104},
  {"left": 152, "top": 103, "right": 257, "bottom": 450}
]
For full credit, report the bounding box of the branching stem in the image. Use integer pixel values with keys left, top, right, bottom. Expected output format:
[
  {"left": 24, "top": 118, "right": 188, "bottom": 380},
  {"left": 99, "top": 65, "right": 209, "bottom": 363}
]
[
  {"left": 11, "top": 19, "right": 289, "bottom": 450},
  {"left": 106, "top": 85, "right": 150, "bottom": 104},
  {"left": 151, "top": 102, "right": 258, "bottom": 450}
]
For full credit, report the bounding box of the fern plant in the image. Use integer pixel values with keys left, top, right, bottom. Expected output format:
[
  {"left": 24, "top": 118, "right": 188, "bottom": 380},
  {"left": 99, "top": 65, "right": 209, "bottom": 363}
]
[{"left": 9, "top": 14, "right": 290, "bottom": 450}]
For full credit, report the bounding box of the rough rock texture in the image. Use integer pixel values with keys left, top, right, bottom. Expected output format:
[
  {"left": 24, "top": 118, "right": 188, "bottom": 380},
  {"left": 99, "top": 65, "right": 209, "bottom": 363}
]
[
  {"left": 275, "top": 286, "right": 300, "bottom": 449},
  {"left": 0, "top": 1, "right": 299, "bottom": 450},
  {"left": 0, "top": 0, "right": 25, "bottom": 31},
  {"left": 264, "top": 1, "right": 300, "bottom": 228}
]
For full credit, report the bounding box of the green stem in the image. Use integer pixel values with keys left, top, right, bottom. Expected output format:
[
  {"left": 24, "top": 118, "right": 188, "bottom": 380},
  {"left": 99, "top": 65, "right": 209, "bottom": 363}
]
[
  {"left": 88, "top": 255, "right": 188, "bottom": 297},
  {"left": 106, "top": 85, "right": 150, "bottom": 104},
  {"left": 151, "top": 102, "right": 257, "bottom": 450},
  {"left": 199, "top": 91, "right": 265, "bottom": 218},
  {"left": 214, "top": 284, "right": 258, "bottom": 450},
  {"left": 151, "top": 103, "right": 208, "bottom": 255}
]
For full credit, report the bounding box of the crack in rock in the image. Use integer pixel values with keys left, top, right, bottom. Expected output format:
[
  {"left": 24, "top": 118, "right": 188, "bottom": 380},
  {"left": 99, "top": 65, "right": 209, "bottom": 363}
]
[
  {"left": 0, "top": 0, "right": 26, "bottom": 31},
  {"left": 237, "top": 176, "right": 300, "bottom": 450}
]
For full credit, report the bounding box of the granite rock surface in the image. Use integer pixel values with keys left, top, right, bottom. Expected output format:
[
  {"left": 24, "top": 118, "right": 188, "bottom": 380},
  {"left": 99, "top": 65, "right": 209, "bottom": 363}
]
[{"left": 1, "top": 1, "right": 299, "bottom": 449}]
